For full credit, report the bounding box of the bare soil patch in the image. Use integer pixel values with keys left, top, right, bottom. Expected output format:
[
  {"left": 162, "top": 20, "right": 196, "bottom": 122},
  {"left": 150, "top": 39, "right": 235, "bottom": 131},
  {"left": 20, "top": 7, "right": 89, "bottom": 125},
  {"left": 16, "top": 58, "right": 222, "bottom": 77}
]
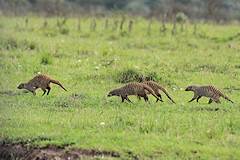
[{"left": 0, "top": 143, "right": 120, "bottom": 160}]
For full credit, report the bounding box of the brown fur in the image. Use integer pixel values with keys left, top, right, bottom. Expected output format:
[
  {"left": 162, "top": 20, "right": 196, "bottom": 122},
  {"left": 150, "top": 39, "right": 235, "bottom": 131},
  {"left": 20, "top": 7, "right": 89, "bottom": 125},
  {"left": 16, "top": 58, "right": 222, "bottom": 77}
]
[
  {"left": 107, "top": 82, "right": 162, "bottom": 103},
  {"left": 143, "top": 81, "right": 175, "bottom": 103},
  {"left": 18, "top": 74, "right": 67, "bottom": 96},
  {"left": 185, "top": 85, "right": 234, "bottom": 104}
]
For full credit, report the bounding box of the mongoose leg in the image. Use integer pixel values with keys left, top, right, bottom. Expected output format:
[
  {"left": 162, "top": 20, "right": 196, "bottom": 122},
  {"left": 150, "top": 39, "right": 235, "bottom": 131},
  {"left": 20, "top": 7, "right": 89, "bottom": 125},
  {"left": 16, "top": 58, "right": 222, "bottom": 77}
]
[
  {"left": 144, "top": 95, "right": 149, "bottom": 103},
  {"left": 156, "top": 93, "right": 163, "bottom": 102},
  {"left": 28, "top": 87, "right": 37, "bottom": 95},
  {"left": 214, "top": 99, "right": 221, "bottom": 104},
  {"left": 188, "top": 96, "right": 197, "bottom": 103},
  {"left": 196, "top": 96, "right": 202, "bottom": 103},
  {"left": 157, "top": 93, "right": 162, "bottom": 99},
  {"left": 208, "top": 99, "right": 213, "bottom": 104},
  {"left": 47, "top": 86, "right": 51, "bottom": 95},
  {"left": 137, "top": 96, "right": 141, "bottom": 100},
  {"left": 121, "top": 97, "right": 125, "bottom": 102},
  {"left": 42, "top": 90, "right": 46, "bottom": 96},
  {"left": 31, "top": 90, "right": 36, "bottom": 96},
  {"left": 125, "top": 97, "right": 132, "bottom": 103}
]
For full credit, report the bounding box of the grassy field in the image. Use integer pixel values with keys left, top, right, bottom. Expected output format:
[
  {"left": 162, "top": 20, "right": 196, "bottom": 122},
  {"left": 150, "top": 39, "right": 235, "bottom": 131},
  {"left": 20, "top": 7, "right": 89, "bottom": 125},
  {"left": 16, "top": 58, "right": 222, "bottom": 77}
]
[{"left": 0, "top": 15, "right": 240, "bottom": 159}]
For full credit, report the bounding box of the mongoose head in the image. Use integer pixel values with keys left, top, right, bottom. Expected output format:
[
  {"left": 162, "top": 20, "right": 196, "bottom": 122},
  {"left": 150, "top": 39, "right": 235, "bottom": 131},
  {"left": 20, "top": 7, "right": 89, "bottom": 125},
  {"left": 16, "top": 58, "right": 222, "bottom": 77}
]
[
  {"left": 107, "top": 89, "right": 118, "bottom": 97},
  {"left": 185, "top": 85, "right": 198, "bottom": 92},
  {"left": 17, "top": 83, "right": 26, "bottom": 89}
]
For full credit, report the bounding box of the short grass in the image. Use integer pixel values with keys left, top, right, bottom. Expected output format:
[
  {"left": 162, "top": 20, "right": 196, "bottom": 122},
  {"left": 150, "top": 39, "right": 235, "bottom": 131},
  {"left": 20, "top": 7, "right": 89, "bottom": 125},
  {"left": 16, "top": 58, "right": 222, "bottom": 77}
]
[{"left": 0, "top": 15, "right": 240, "bottom": 159}]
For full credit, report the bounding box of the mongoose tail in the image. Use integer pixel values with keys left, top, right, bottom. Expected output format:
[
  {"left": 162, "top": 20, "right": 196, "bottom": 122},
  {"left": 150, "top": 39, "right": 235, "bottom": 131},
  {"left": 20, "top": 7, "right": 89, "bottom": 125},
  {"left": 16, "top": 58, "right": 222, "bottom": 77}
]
[
  {"left": 158, "top": 86, "right": 176, "bottom": 103},
  {"left": 142, "top": 84, "right": 163, "bottom": 102},
  {"left": 220, "top": 92, "right": 234, "bottom": 103},
  {"left": 49, "top": 79, "right": 67, "bottom": 91}
]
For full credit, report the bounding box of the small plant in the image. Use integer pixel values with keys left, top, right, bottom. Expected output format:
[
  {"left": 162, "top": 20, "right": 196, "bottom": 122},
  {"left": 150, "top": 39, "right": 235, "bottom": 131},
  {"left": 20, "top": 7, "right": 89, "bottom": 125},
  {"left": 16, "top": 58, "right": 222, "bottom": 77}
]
[
  {"left": 23, "top": 40, "right": 37, "bottom": 50},
  {"left": 6, "top": 37, "right": 17, "bottom": 50},
  {"left": 44, "top": 19, "right": 47, "bottom": 28},
  {"left": 108, "top": 34, "right": 119, "bottom": 40},
  {"left": 128, "top": 19, "right": 133, "bottom": 33},
  {"left": 90, "top": 19, "right": 96, "bottom": 31},
  {"left": 115, "top": 69, "right": 145, "bottom": 83},
  {"left": 120, "top": 31, "right": 128, "bottom": 37},
  {"left": 105, "top": 19, "right": 108, "bottom": 30},
  {"left": 45, "top": 30, "right": 57, "bottom": 37},
  {"left": 60, "top": 27, "right": 70, "bottom": 35},
  {"left": 112, "top": 19, "right": 118, "bottom": 31},
  {"left": 78, "top": 19, "right": 81, "bottom": 32},
  {"left": 176, "top": 12, "right": 188, "bottom": 23},
  {"left": 120, "top": 15, "right": 126, "bottom": 31},
  {"left": 172, "top": 21, "right": 177, "bottom": 35},
  {"left": 148, "top": 19, "right": 152, "bottom": 35},
  {"left": 28, "top": 41, "right": 36, "bottom": 50},
  {"left": 41, "top": 54, "right": 53, "bottom": 65}
]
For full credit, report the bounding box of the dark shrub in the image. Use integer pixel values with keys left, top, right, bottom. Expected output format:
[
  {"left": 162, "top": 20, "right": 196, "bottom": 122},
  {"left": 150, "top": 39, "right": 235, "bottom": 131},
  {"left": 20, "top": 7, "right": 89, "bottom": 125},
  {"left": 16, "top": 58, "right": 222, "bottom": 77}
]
[{"left": 41, "top": 54, "right": 53, "bottom": 65}]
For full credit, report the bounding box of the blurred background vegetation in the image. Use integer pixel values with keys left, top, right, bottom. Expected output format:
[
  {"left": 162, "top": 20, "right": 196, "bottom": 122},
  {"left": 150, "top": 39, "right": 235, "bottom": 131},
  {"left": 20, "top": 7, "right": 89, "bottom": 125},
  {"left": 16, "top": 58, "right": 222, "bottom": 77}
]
[{"left": 0, "top": 0, "right": 240, "bottom": 23}]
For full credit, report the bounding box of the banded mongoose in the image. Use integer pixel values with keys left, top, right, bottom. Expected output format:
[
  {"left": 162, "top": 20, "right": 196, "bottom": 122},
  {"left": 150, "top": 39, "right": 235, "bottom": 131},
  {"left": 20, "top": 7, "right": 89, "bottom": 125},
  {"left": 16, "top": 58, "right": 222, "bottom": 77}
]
[
  {"left": 185, "top": 85, "right": 234, "bottom": 104},
  {"left": 143, "top": 81, "right": 175, "bottom": 103},
  {"left": 107, "top": 82, "right": 162, "bottom": 103},
  {"left": 18, "top": 74, "right": 67, "bottom": 96}
]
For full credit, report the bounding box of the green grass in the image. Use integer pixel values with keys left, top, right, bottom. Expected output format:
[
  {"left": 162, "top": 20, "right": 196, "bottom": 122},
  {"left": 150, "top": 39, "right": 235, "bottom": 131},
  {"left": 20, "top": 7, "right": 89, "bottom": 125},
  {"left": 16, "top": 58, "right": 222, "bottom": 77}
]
[{"left": 0, "top": 16, "right": 240, "bottom": 159}]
